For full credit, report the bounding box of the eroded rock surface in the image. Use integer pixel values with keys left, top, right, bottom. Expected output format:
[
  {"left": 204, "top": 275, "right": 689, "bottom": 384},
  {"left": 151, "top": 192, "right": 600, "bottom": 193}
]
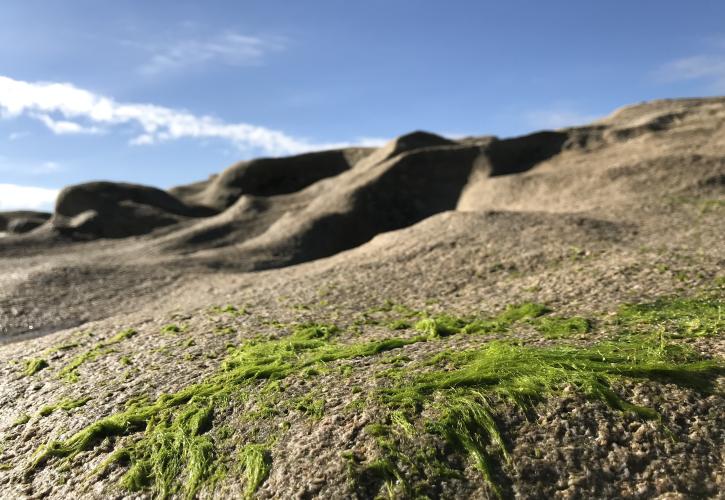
[{"left": 0, "top": 97, "right": 723, "bottom": 499}]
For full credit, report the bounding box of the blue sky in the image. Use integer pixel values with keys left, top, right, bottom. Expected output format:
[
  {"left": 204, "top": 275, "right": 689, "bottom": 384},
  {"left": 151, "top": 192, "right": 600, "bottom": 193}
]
[{"left": 1, "top": 0, "right": 724, "bottom": 210}]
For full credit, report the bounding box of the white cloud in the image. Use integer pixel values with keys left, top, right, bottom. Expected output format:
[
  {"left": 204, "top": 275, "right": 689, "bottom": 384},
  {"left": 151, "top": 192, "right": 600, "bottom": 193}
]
[
  {"left": 0, "top": 75, "right": 370, "bottom": 155},
  {"left": 657, "top": 54, "right": 725, "bottom": 92},
  {"left": 134, "top": 32, "right": 285, "bottom": 76},
  {"left": 525, "top": 108, "right": 599, "bottom": 130},
  {"left": 0, "top": 183, "right": 58, "bottom": 211},
  {"left": 35, "top": 114, "right": 103, "bottom": 135}
]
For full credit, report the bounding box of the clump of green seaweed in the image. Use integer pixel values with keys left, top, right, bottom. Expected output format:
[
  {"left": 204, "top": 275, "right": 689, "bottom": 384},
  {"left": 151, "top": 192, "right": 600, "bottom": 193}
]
[
  {"left": 23, "top": 358, "right": 49, "bottom": 377},
  {"left": 532, "top": 316, "right": 591, "bottom": 339},
  {"left": 239, "top": 444, "right": 272, "bottom": 500},
  {"left": 354, "top": 297, "right": 723, "bottom": 497},
  {"left": 30, "top": 323, "right": 425, "bottom": 498},
  {"left": 39, "top": 397, "right": 91, "bottom": 417},
  {"left": 26, "top": 296, "right": 723, "bottom": 499},
  {"left": 57, "top": 329, "right": 137, "bottom": 383},
  {"left": 617, "top": 297, "right": 723, "bottom": 338},
  {"left": 414, "top": 302, "right": 550, "bottom": 338}
]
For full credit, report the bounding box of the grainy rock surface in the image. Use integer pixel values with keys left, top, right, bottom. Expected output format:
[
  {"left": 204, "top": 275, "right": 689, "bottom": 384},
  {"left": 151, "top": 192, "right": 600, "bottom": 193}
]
[{"left": 0, "top": 97, "right": 723, "bottom": 499}]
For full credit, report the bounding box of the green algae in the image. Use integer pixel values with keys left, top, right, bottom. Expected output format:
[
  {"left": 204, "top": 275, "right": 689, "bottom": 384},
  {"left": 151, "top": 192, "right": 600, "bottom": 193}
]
[
  {"left": 43, "top": 342, "right": 79, "bottom": 356},
  {"left": 57, "top": 329, "right": 137, "bottom": 383},
  {"left": 387, "top": 319, "right": 412, "bottom": 330},
  {"left": 294, "top": 395, "right": 325, "bottom": 419},
  {"left": 414, "top": 302, "right": 550, "bottom": 338},
  {"left": 23, "top": 358, "right": 49, "bottom": 377},
  {"left": 38, "top": 397, "right": 90, "bottom": 417},
  {"left": 161, "top": 324, "right": 183, "bottom": 334},
  {"left": 12, "top": 414, "right": 30, "bottom": 427},
  {"left": 30, "top": 324, "right": 426, "bottom": 498},
  {"left": 209, "top": 305, "right": 249, "bottom": 317},
  {"left": 532, "top": 316, "right": 591, "bottom": 339},
  {"left": 239, "top": 444, "right": 271, "bottom": 500},
  {"left": 414, "top": 315, "right": 468, "bottom": 338},
  {"left": 356, "top": 301, "right": 423, "bottom": 328},
  {"left": 26, "top": 297, "right": 724, "bottom": 499},
  {"left": 364, "top": 334, "right": 722, "bottom": 497},
  {"left": 617, "top": 297, "right": 723, "bottom": 338}
]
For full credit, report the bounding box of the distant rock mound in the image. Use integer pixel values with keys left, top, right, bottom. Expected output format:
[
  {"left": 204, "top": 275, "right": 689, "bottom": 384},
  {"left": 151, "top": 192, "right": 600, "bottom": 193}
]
[
  {"left": 0, "top": 211, "right": 51, "bottom": 234},
  {"left": 51, "top": 182, "right": 215, "bottom": 238},
  {"left": 170, "top": 147, "right": 373, "bottom": 211},
  {"left": 190, "top": 130, "right": 571, "bottom": 269},
  {"left": 5, "top": 96, "right": 722, "bottom": 265}
]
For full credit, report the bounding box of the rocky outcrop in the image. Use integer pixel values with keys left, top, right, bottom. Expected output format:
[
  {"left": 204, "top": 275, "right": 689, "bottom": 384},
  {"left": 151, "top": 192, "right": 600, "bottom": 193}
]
[
  {"left": 0, "top": 211, "right": 51, "bottom": 234},
  {"left": 51, "top": 182, "right": 215, "bottom": 238},
  {"left": 170, "top": 147, "right": 373, "bottom": 211}
]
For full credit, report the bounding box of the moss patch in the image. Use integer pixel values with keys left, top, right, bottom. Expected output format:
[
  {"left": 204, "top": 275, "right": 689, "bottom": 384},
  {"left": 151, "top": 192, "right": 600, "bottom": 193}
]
[
  {"left": 30, "top": 324, "right": 426, "bottom": 497},
  {"left": 414, "top": 302, "right": 551, "bottom": 338},
  {"left": 38, "top": 397, "right": 90, "bottom": 417},
  {"left": 12, "top": 414, "right": 30, "bottom": 427},
  {"left": 239, "top": 444, "right": 271, "bottom": 500},
  {"left": 57, "top": 329, "right": 137, "bottom": 383},
  {"left": 617, "top": 297, "right": 723, "bottom": 338},
  {"left": 362, "top": 331, "right": 722, "bottom": 497},
  {"left": 532, "top": 316, "right": 591, "bottom": 339},
  {"left": 27, "top": 296, "right": 723, "bottom": 498},
  {"left": 23, "top": 358, "right": 49, "bottom": 377}
]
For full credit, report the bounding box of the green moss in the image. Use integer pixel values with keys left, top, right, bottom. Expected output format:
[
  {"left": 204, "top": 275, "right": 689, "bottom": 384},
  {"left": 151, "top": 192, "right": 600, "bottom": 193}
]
[
  {"left": 12, "top": 414, "right": 30, "bottom": 427},
  {"left": 43, "top": 342, "right": 79, "bottom": 356},
  {"left": 533, "top": 316, "right": 591, "bottom": 339},
  {"left": 23, "top": 358, "right": 49, "bottom": 376},
  {"left": 291, "top": 323, "right": 339, "bottom": 340},
  {"left": 294, "top": 395, "right": 325, "bottom": 419},
  {"left": 497, "top": 303, "right": 550, "bottom": 323},
  {"left": 57, "top": 329, "right": 137, "bottom": 382},
  {"left": 617, "top": 297, "right": 723, "bottom": 338},
  {"left": 119, "top": 356, "right": 133, "bottom": 366},
  {"left": 370, "top": 335, "right": 722, "bottom": 497},
  {"left": 28, "top": 296, "right": 722, "bottom": 498},
  {"left": 414, "top": 302, "right": 551, "bottom": 338},
  {"left": 415, "top": 315, "right": 468, "bottom": 338},
  {"left": 30, "top": 324, "right": 425, "bottom": 497},
  {"left": 161, "top": 324, "right": 183, "bottom": 334},
  {"left": 364, "top": 423, "right": 389, "bottom": 437},
  {"left": 209, "top": 305, "right": 249, "bottom": 317},
  {"left": 390, "top": 410, "right": 414, "bottom": 437},
  {"left": 39, "top": 397, "right": 90, "bottom": 417},
  {"left": 239, "top": 444, "right": 271, "bottom": 500},
  {"left": 109, "top": 329, "right": 138, "bottom": 343},
  {"left": 387, "top": 319, "right": 412, "bottom": 330}
]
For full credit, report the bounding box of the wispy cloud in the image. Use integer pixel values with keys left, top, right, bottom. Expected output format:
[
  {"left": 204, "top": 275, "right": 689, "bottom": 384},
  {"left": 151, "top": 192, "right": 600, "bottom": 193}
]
[
  {"left": 0, "top": 183, "right": 58, "bottom": 211},
  {"left": 131, "top": 31, "right": 285, "bottom": 76},
  {"left": 524, "top": 106, "right": 599, "bottom": 130},
  {"left": 36, "top": 114, "right": 103, "bottom": 135},
  {"left": 0, "top": 75, "right": 370, "bottom": 155},
  {"left": 657, "top": 53, "right": 725, "bottom": 92}
]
